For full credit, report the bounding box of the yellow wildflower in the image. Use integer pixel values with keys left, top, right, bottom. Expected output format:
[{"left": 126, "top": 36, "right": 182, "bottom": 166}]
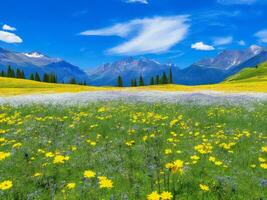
[
  {"left": 45, "top": 152, "right": 54, "bottom": 158},
  {"left": 260, "top": 163, "right": 267, "bottom": 169},
  {"left": 161, "top": 191, "right": 173, "bottom": 200},
  {"left": 66, "top": 182, "right": 76, "bottom": 189},
  {"left": 0, "top": 152, "right": 10, "bottom": 161},
  {"left": 147, "top": 191, "right": 160, "bottom": 200},
  {"left": 84, "top": 170, "right": 96, "bottom": 179},
  {"left": 53, "top": 155, "right": 70, "bottom": 164},
  {"left": 98, "top": 176, "right": 113, "bottom": 189},
  {"left": 262, "top": 146, "right": 267, "bottom": 153},
  {"left": 0, "top": 180, "right": 12, "bottom": 190},
  {"left": 199, "top": 184, "right": 209, "bottom": 192},
  {"left": 33, "top": 173, "right": 42, "bottom": 177},
  {"left": 12, "top": 142, "right": 22, "bottom": 148},
  {"left": 165, "top": 149, "right": 172, "bottom": 155}
]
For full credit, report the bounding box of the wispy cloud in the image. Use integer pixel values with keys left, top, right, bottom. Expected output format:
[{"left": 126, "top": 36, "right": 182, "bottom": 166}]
[
  {"left": 213, "top": 36, "right": 233, "bottom": 46},
  {"left": 0, "top": 30, "right": 23, "bottom": 43},
  {"left": 80, "top": 15, "right": 190, "bottom": 55},
  {"left": 255, "top": 29, "right": 267, "bottom": 43},
  {"left": 2, "top": 24, "right": 16, "bottom": 31},
  {"left": 125, "top": 0, "right": 148, "bottom": 4},
  {"left": 218, "top": 0, "right": 266, "bottom": 4},
  {"left": 191, "top": 42, "right": 215, "bottom": 51}
]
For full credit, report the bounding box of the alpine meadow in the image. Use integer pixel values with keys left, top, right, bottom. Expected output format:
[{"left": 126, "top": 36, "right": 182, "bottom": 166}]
[{"left": 0, "top": 0, "right": 267, "bottom": 200}]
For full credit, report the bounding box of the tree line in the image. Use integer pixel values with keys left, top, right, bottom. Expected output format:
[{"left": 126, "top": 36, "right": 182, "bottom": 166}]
[
  {"left": 117, "top": 68, "right": 173, "bottom": 87},
  {"left": 0, "top": 65, "right": 86, "bottom": 85}
]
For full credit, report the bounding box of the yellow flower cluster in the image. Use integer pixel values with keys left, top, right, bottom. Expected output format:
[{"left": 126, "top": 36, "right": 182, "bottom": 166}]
[
  {"left": 147, "top": 191, "right": 173, "bottom": 200},
  {"left": 98, "top": 176, "right": 113, "bottom": 189},
  {"left": 165, "top": 159, "right": 184, "bottom": 174},
  {"left": 0, "top": 180, "right": 13, "bottom": 190}
]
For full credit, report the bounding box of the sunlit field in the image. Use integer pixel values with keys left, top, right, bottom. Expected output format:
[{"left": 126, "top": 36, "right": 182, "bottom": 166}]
[
  {"left": 1, "top": 76, "right": 267, "bottom": 97},
  {"left": 0, "top": 77, "right": 115, "bottom": 96},
  {"left": 0, "top": 102, "right": 267, "bottom": 199}
]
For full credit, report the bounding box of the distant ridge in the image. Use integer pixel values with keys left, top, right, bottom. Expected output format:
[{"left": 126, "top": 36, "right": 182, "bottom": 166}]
[{"left": 0, "top": 47, "right": 88, "bottom": 83}]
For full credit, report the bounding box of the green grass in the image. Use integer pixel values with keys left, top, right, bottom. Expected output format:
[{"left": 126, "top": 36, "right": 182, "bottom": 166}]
[
  {"left": 0, "top": 102, "right": 267, "bottom": 199},
  {"left": 226, "top": 62, "right": 267, "bottom": 83}
]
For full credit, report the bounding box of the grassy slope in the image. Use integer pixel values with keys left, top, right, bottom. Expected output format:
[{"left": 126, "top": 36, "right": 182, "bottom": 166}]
[
  {"left": 1, "top": 62, "right": 267, "bottom": 97},
  {"left": 226, "top": 62, "right": 267, "bottom": 82},
  {"left": 0, "top": 77, "right": 116, "bottom": 96}
]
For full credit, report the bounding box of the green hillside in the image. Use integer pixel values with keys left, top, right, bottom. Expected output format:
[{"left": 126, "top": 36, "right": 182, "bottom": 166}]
[{"left": 226, "top": 62, "right": 267, "bottom": 82}]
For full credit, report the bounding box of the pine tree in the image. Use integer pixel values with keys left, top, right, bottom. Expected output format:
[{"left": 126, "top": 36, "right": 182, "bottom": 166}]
[
  {"left": 156, "top": 75, "right": 160, "bottom": 85},
  {"left": 21, "top": 70, "right": 25, "bottom": 79},
  {"left": 16, "top": 69, "right": 21, "bottom": 78},
  {"left": 29, "top": 73, "right": 35, "bottom": 80},
  {"left": 150, "top": 77, "right": 155, "bottom": 85},
  {"left": 134, "top": 79, "right": 137, "bottom": 87},
  {"left": 43, "top": 73, "right": 49, "bottom": 82},
  {"left": 68, "top": 78, "right": 76, "bottom": 84},
  {"left": 161, "top": 72, "right": 168, "bottom": 84},
  {"left": 139, "top": 76, "right": 144, "bottom": 86},
  {"left": 117, "top": 75, "right": 123, "bottom": 87},
  {"left": 169, "top": 68, "right": 173, "bottom": 84},
  {"left": 131, "top": 79, "right": 137, "bottom": 87},
  {"left": 34, "top": 72, "right": 41, "bottom": 82},
  {"left": 0, "top": 70, "right": 6, "bottom": 77},
  {"left": 7, "top": 66, "right": 12, "bottom": 77}
]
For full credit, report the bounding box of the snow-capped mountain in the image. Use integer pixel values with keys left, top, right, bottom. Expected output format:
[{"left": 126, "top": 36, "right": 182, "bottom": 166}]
[
  {"left": 194, "top": 45, "right": 264, "bottom": 70},
  {"left": 87, "top": 45, "right": 267, "bottom": 86},
  {"left": 1, "top": 45, "right": 266, "bottom": 86},
  {"left": 87, "top": 57, "right": 179, "bottom": 86},
  {"left": 178, "top": 45, "right": 267, "bottom": 85},
  {"left": 0, "top": 47, "right": 88, "bottom": 83}
]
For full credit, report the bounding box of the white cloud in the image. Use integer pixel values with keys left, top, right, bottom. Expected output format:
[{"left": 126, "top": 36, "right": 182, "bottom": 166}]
[
  {"left": 81, "top": 15, "right": 190, "bottom": 55},
  {"left": 217, "top": 0, "right": 259, "bottom": 5},
  {"left": 238, "top": 40, "right": 246, "bottom": 46},
  {"left": 125, "top": 0, "right": 148, "bottom": 4},
  {"left": 213, "top": 36, "right": 233, "bottom": 46},
  {"left": 255, "top": 29, "right": 267, "bottom": 43},
  {"left": 191, "top": 42, "right": 215, "bottom": 51},
  {"left": 0, "top": 31, "right": 23, "bottom": 43},
  {"left": 2, "top": 24, "right": 17, "bottom": 31}
]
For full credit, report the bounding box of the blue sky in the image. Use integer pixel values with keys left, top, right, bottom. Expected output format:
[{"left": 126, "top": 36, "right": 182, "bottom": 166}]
[{"left": 0, "top": 0, "right": 267, "bottom": 69}]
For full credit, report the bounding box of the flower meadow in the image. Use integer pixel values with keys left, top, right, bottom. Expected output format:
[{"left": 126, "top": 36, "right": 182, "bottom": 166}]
[{"left": 0, "top": 102, "right": 267, "bottom": 200}]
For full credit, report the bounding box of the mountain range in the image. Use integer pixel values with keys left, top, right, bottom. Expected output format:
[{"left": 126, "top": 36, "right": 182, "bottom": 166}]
[
  {"left": 0, "top": 47, "right": 88, "bottom": 83},
  {"left": 0, "top": 45, "right": 266, "bottom": 86}
]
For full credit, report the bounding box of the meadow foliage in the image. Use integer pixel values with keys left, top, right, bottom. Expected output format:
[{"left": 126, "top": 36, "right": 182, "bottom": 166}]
[{"left": 0, "top": 102, "right": 266, "bottom": 199}]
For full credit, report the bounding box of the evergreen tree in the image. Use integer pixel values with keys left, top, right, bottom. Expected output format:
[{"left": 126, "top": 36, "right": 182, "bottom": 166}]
[
  {"left": 139, "top": 76, "right": 144, "bottom": 86},
  {"left": 43, "top": 73, "right": 49, "bottom": 82},
  {"left": 133, "top": 79, "right": 137, "bottom": 87},
  {"left": 34, "top": 72, "right": 41, "bottom": 82},
  {"left": 29, "top": 73, "right": 35, "bottom": 80},
  {"left": 68, "top": 78, "right": 77, "bottom": 84},
  {"left": 150, "top": 77, "right": 155, "bottom": 85},
  {"left": 16, "top": 69, "right": 21, "bottom": 78},
  {"left": 21, "top": 70, "right": 25, "bottom": 79},
  {"left": 117, "top": 75, "right": 123, "bottom": 87},
  {"left": 161, "top": 72, "right": 168, "bottom": 84},
  {"left": 0, "top": 70, "right": 6, "bottom": 77},
  {"left": 169, "top": 68, "right": 173, "bottom": 84},
  {"left": 131, "top": 79, "right": 137, "bottom": 87},
  {"left": 7, "top": 66, "right": 12, "bottom": 77},
  {"left": 7, "top": 66, "right": 15, "bottom": 78},
  {"left": 156, "top": 75, "right": 160, "bottom": 85},
  {"left": 48, "top": 74, "right": 57, "bottom": 83}
]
